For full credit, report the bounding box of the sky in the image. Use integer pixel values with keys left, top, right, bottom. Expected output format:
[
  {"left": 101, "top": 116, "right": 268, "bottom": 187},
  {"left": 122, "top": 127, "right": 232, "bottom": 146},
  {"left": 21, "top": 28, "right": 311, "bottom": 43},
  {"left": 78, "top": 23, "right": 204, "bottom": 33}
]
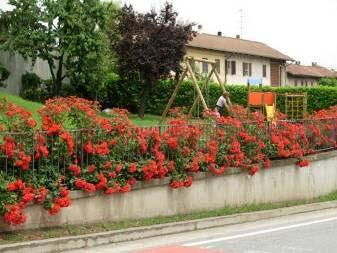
[{"left": 1, "top": 0, "right": 337, "bottom": 69}]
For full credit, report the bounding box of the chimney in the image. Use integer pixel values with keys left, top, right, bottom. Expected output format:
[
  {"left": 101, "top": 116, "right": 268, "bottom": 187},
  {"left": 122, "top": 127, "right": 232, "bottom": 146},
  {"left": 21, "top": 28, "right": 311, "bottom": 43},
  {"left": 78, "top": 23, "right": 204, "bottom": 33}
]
[
  {"left": 236, "top": 34, "right": 240, "bottom": 39},
  {"left": 217, "top": 31, "right": 222, "bottom": 36},
  {"left": 312, "top": 62, "right": 317, "bottom": 66}
]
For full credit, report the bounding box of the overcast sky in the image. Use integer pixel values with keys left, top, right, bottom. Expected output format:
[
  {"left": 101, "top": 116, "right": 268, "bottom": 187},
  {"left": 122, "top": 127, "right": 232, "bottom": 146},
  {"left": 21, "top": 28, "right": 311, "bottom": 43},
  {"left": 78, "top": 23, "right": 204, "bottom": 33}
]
[{"left": 1, "top": 0, "right": 336, "bottom": 69}]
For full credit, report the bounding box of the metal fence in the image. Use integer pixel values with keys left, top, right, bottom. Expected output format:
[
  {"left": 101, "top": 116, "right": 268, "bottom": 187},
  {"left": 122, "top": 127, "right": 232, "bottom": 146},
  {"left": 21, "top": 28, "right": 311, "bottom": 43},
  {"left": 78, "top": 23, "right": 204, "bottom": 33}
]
[{"left": 0, "top": 117, "right": 336, "bottom": 178}]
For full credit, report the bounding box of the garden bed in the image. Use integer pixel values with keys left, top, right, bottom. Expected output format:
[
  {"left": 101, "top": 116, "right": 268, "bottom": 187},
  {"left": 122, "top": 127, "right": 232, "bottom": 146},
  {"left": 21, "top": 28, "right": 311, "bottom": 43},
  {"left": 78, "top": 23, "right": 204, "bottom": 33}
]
[{"left": 0, "top": 96, "right": 337, "bottom": 229}]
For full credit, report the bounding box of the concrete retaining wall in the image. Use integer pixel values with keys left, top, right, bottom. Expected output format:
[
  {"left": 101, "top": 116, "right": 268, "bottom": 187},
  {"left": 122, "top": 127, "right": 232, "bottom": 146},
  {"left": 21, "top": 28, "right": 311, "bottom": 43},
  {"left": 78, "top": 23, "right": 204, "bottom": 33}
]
[{"left": 1, "top": 151, "right": 337, "bottom": 232}]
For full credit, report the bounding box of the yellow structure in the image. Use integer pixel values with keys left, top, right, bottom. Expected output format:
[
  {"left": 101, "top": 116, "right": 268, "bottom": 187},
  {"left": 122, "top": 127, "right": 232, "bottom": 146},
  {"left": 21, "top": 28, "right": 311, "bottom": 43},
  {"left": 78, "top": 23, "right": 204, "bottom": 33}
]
[{"left": 265, "top": 105, "right": 276, "bottom": 122}]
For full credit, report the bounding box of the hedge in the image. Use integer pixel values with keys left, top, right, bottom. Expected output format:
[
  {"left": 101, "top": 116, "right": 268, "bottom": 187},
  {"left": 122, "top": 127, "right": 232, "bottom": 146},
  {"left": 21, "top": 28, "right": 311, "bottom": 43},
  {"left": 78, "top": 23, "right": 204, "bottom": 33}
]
[{"left": 105, "top": 77, "right": 337, "bottom": 115}]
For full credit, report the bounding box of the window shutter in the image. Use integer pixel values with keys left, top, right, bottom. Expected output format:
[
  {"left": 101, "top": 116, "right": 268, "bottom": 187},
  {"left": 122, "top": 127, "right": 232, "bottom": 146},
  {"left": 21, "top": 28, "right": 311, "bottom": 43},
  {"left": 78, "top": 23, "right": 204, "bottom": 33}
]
[
  {"left": 202, "top": 58, "right": 208, "bottom": 73},
  {"left": 263, "top": 64, "right": 267, "bottom": 77},
  {"left": 215, "top": 59, "right": 220, "bottom": 74},
  {"left": 225, "top": 60, "right": 228, "bottom": 74},
  {"left": 249, "top": 63, "right": 252, "bottom": 76},
  {"left": 231, "top": 61, "right": 236, "bottom": 75}
]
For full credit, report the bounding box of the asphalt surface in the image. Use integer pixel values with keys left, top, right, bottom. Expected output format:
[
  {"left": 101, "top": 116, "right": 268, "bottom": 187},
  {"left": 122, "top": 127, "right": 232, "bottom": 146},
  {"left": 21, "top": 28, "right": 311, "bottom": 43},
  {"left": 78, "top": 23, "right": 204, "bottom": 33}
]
[{"left": 69, "top": 207, "right": 337, "bottom": 253}]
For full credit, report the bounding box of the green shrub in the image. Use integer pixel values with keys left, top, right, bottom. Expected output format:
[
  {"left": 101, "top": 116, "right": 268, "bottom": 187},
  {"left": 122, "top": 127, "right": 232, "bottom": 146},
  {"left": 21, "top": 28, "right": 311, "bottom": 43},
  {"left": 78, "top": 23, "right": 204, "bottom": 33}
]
[
  {"left": 147, "top": 82, "right": 337, "bottom": 115},
  {"left": 20, "top": 72, "right": 48, "bottom": 102},
  {"left": 262, "top": 86, "right": 337, "bottom": 114},
  {"left": 319, "top": 77, "right": 337, "bottom": 87},
  {"left": 21, "top": 72, "right": 41, "bottom": 89},
  {"left": 105, "top": 73, "right": 142, "bottom": 112},
  {"left": 106, "top": 78, "right": 337, "bottom": 115},
  {"left": 0, "top": 63, "right": 10, "bottom": 87}
]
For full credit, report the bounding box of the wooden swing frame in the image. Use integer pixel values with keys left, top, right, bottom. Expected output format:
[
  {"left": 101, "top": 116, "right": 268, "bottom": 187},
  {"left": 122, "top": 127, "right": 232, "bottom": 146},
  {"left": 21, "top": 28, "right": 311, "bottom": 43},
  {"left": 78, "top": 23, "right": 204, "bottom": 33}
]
[{"left": 161, "top": 57, "right": 226, "bottom": 122}]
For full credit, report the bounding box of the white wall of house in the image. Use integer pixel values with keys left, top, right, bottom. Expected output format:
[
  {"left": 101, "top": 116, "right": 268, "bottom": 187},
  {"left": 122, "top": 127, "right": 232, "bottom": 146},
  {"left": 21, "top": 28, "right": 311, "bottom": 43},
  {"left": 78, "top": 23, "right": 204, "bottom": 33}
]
[
  {"left": 0, "top": 51, "right": 51, "bottom": 95},
  {"left": 186, "top": 47, "right": 272, "bottom": 86},
  {"left": 287, "top": 75, "right": 319, "bottom": 87},
  {"left": 225, "top": 54, "right": 271, "bottom": 85}
]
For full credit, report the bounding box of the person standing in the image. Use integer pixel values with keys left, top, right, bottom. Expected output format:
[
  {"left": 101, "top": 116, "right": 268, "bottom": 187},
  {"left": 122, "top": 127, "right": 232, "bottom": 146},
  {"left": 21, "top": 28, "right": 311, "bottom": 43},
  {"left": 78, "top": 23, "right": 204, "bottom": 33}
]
[{"left": 216, "top": 91, "right": 232, "bottom": 116}]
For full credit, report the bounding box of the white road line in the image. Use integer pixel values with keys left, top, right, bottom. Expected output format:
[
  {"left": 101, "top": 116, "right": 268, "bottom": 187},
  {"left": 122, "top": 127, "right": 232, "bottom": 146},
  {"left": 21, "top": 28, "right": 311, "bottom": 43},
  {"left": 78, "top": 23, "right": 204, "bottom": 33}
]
[
  {"left": 183, "top": 216, "right": 337, "bottom": 247},
  {"left": 203, "top": 245, "right": 216, "bottom": 249}
]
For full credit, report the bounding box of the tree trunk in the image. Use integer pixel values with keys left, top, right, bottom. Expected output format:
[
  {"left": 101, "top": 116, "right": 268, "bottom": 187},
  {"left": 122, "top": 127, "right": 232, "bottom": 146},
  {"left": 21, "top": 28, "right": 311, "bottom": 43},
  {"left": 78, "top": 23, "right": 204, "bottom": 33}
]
[
  {"left": 54, "top": 78, "right": 62, "bottom": 97},
  {"left": 138, "top": 83, "right": 152, "bottom": 118},
  {"left": 174, "top": 67, "right": 181, "bottom": 82},
  {"left": 47, "top": 59, "right": 57, "bottom": 96},
  {"left": 55, "top": 55, "right": 64, "bottom": 96},
  {"left": 47, "top": 56, "right": 64, "bottom": 97}
]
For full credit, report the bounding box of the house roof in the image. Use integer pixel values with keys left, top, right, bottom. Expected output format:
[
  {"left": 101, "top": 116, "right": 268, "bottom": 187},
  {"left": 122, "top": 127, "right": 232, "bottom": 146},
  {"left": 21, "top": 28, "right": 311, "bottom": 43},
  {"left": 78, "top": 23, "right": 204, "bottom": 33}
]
[
  {"left": 187, "top": 33, "right": 293, "bottom": 61},
  {"left": 287, "top": 64, "right": 337, "bottom": 78}
]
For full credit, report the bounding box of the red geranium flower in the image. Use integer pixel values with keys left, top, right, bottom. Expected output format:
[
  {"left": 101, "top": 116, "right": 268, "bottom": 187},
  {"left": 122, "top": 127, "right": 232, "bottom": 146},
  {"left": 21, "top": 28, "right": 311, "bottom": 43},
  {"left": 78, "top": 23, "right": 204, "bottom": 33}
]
[
  {"left": 104, "top": 161, "right": 112, "bottom": 170},
  {"left": 7, "top": 182, "right": 17, "bottom": 192},
  {"left": 87, "top": 164, "right": 96, "bottom": 173},
  {"left": 129, "top": 163, "right": 137, "bottom": 173},
  {"left": 249, "top": 166, "right": 259, "bottom": 176},
  {"left": 48, "top": 203, "right": 61, "bottom": 216},
  {"left": 296, "top": 159, "right": 310, "bottom": 167}
]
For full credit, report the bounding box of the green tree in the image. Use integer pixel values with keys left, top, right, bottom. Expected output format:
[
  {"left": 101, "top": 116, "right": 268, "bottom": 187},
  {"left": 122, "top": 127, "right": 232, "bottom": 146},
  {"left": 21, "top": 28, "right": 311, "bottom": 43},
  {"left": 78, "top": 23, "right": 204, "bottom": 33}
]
[
  {"left": 0, "top": 10, "right": 10, "bottom": 44},
  {"left": 2, "top": 0, "right": 113, "bottom": 98},
  {"left": 0, "top": 10, "right": 10, "bottom": 87},
  {"left": 111, "top": 3, "right": 195, "bottom": 117}
]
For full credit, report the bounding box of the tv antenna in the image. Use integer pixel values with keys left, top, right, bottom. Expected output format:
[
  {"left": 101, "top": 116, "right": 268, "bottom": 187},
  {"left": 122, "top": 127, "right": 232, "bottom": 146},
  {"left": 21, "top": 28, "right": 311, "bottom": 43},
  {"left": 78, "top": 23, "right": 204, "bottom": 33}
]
[
  {"left": 151, "top": 0, "right": 164, "bottom": 10},
  {"left": 239, "top": 8, "right": 245, "bottom": 38}
]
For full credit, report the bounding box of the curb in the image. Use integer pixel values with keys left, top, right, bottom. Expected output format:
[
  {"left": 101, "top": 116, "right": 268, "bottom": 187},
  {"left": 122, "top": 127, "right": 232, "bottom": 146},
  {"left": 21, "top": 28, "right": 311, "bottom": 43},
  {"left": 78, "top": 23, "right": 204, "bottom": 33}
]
[{"left": 1, "top": 200, "right": 337, "bottom": 253}]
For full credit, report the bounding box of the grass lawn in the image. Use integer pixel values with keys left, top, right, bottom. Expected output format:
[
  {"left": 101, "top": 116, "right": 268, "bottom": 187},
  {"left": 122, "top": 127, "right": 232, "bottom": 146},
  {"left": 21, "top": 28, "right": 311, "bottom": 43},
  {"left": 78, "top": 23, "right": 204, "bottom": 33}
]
[
  {"left": 128, "top": 114, "right": 162, "bottom": 127},
  {"left": 0, "top": 91, "right": 163, "bottom": 127},
  {"left": 128, "top": 114, "right": 206, "bottom": 127}
]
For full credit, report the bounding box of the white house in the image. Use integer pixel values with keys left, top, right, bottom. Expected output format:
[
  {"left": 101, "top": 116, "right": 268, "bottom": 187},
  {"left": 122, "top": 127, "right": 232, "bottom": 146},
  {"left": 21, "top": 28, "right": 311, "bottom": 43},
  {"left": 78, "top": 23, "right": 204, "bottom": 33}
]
[
  {"left": 287, "top": 62, "right": 337, "bottom": 87},
  {"left": 186, "top": 33, "right": 293, "bottom": 86}
]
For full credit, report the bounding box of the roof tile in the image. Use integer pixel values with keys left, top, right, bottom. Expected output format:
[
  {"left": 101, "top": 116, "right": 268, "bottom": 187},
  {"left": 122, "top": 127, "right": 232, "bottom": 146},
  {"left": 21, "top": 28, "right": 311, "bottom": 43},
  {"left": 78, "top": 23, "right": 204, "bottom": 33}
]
[
  {"left": 287, "top": 64, "right": 337, "bottom": 78},
  {"left": 188, "top": 33, "right": 292, "bottom": 61}
]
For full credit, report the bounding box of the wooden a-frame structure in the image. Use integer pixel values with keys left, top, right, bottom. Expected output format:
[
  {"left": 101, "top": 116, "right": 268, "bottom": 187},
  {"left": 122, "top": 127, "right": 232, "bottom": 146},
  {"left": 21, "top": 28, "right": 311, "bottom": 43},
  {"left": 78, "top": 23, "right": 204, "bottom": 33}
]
[{"left": 161, "top": 57, "right": 226, "bottom": 121}]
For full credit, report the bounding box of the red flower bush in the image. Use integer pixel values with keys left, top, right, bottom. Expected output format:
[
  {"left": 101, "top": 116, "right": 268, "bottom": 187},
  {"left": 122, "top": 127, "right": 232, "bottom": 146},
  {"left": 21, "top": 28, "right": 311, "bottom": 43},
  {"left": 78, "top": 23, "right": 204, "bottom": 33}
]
[
  {"left": 1, "top": 97, "right": 337, "bottom": 225},
  {"left": 3, "top": 205, "right": 27, "bottom": 225}
]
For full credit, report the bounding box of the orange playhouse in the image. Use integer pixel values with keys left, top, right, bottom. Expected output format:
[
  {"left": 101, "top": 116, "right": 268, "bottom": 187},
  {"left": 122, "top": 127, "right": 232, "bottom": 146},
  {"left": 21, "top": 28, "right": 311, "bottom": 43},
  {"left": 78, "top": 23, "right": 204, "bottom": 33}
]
[{"left": 247, "top": 79, "right": 276, "bottom": 121}]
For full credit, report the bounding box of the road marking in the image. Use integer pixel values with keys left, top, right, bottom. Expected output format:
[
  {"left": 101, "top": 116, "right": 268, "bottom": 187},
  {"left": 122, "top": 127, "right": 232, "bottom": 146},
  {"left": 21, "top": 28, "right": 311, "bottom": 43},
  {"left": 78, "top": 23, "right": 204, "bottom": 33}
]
[
  {"left": 183, "top": 216, "right": 337, "bottom": 247},
  {"left": 203, "top": 245, "right": 216, "bottom": 249}
]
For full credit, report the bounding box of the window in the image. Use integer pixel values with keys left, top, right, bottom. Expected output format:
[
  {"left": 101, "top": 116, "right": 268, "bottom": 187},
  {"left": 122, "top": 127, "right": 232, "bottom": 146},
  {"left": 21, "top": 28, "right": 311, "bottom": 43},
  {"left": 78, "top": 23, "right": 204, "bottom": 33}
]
[
  {"left": 305, "top": 80, "right": 308, "bottom": 87},
  {"left": 225, "top": 60, "right": 236, "bottom": 75},
  {"left": 311, "top": 81, "right": 314, "bottom": 86},
  {"left": 294, "top": 80, "right": 298, "bottom": 87},
  {"left": 263, "top": 64, "right": 267, "bottom": 78},
  {"left": 243, "top": 62, "right": 252, "bottom": 76},
  {"left": 231, "top": 61, "right": 236, "bottom": 75},
  {"left": 202, "top": 58, "right": 208, "bottom": 73},
  {"left": 215, "top": 59, "right": 220, "bottom": 74},
  {"left": 301, "top": 80, "right": 304, "bottom": 86}
]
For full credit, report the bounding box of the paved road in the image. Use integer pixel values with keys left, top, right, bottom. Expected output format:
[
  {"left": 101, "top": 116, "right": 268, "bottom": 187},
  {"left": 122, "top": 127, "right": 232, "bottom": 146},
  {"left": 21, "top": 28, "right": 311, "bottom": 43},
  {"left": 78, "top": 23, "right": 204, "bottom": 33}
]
[{"left": 70, "top": 207, "right": 337, "bottom": 253}]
